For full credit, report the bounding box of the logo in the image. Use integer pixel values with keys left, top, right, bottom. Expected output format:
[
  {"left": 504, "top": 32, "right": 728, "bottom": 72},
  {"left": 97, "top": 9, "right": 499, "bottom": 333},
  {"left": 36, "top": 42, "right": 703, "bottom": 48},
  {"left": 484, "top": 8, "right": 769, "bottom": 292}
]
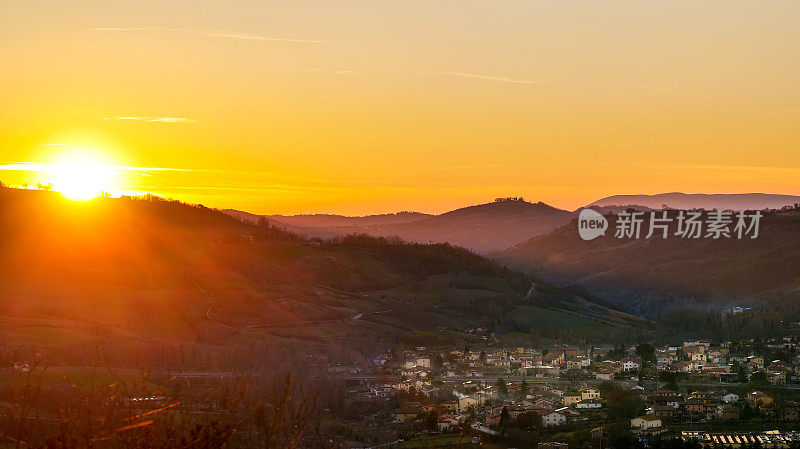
[
  {"left": 578, "top": 209, "right": 608, "bottom": 241},
  {"left": 576, "top": 209, "right": 761, "bottom": 241}
]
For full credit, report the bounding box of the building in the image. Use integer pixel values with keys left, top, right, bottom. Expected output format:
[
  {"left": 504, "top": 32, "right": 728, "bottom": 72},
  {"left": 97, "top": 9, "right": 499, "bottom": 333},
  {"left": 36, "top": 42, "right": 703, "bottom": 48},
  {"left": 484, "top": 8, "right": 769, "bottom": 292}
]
[
  {"left": 682, "top": 430, "right": 800, "bottom": 447},
  {"left": 396, "top": 402, "right": 422, "bottom": 422},
  {"left": 565, "top": 359, "right": 582, "bottom": 370},
  {"left": 595, "top": 372, "right": 614, "bottom": 381},
  {"left": 767, "top": 372, "right": 786, "bottom": 385},
  {"left": 622, "top": 359, "right": 641, "bottom": 372},
  {"left": 652, "top": 405, "right": 676, "bottom": 418},
  {"left": 539, "top": 443, "right": 569, "bottom": 449},
  {"left": 723, "top": 393, "right": 739, "bottom": 403},
  {"left": 691, "top": 352, "right": 708, "bottom": 363},
  {"left": 563, "top": 393, "right": 582, "bottom": 407},
  {"left": 581, "top": 388, "right": 600, "bottom": 401},
  {"left": 576, "top": 400, "right": 603, "bottom": 409},
  {"left": 13, "top": 362, "right": 30, "bottom": 372},
  {"left": 453, "top": 391, "right": 485, "bottom": 412},
  {"left": 747, "top": 356, "right": 764, "bottom": 370},
  {"left": 542, "top": 408, "right": 569, "bottom": 427},
  {"left": 437, "top": 416, "right": 460, "bottom": 432},
  {"left": 631, "top": 415, "right": 662, "bottom": 430},
  {"left": 747, "top": 391, "right": 774, "bottom": 408}
]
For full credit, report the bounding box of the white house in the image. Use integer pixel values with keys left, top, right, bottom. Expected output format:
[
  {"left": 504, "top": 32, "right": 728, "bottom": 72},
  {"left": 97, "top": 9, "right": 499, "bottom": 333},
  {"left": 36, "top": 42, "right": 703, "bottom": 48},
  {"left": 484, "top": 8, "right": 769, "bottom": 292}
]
[
  {"left": 622, "top": 359, "right": 641, "bottom": 372},
  {"left": 542, "top": 409, "right": 568, "bottom": 427},
  {"left": 631, "top": 415, "right": 662, "bottom": 430},
  {"left": 723, "top": 393, "right": 739, "bottom": 403},
  {"left": 437, "top": 417, "right": 460, "bottom": 432},
  {"left": 576, "top": 400, "right": 603, "bottom": 409}
]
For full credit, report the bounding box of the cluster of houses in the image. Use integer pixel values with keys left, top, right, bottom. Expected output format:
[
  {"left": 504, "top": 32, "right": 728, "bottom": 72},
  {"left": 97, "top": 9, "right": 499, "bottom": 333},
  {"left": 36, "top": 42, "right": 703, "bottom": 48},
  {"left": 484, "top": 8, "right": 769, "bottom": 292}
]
[
  {"left": 644, "top": 389, "right": 799, "bottom": 423},
  {"left": 394, "top": 385, "right": 603, "bottom": 432},
  {"left": 313, "top": 336, "right": 800, "bottom": 445},
  {"left": 645, "top": 340, "right": 797, "bottom": 385},
  {"left": 385, "top": 338, "right": 800, "bottom": 403}
]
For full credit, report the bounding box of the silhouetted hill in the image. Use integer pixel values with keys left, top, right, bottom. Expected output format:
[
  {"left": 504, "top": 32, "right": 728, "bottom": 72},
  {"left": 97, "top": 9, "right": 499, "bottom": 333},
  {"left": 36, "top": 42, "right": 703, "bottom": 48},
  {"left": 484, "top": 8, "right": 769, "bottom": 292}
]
[
  {"left": 266, "top": 211, "right": 432, "bottom": 227},
  {"left": 497, "top": 207, "right": 800, "bottom": 317},
  {"left": 588, "top": 192, "right": 800, "bottom": 211},
  {"left": 226, "top": 198, "right": 574, "bottom": 254},
  {"left": 0, "top": 188, "right": 645, "bottom": 369},
  {"left": 222, "top": 209, "right": 431, "bottom": 240},
  {"left": 373, "top": 199, "right": 573, "bottom": 253}
]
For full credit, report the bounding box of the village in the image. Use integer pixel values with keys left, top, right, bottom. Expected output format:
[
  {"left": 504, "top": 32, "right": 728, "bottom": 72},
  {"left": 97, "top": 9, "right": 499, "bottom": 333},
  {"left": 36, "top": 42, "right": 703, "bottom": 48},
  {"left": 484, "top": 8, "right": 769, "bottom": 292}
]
[{"left": 317, "top": 336, "right": 800, "bottom": 448}]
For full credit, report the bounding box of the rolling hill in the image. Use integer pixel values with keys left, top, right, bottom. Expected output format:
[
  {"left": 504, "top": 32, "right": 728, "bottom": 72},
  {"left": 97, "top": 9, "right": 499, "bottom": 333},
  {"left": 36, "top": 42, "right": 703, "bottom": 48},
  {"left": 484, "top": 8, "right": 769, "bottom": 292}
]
[
  {"left": 0, "top": 188, "right": 646, "bottom": 370},
  {"left": 226, "top": 198, "right": 574, "bottom": 253},
  {"left": 496, "top": 207, "right": 800, "bottom": 317}
]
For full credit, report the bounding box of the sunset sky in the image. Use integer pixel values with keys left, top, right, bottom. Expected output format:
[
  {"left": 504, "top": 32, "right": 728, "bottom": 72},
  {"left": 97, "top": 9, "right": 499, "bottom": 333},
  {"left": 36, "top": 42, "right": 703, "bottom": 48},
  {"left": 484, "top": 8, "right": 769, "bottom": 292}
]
[{"left": 1, "top": 0, "right": 799, "bottom": 214}]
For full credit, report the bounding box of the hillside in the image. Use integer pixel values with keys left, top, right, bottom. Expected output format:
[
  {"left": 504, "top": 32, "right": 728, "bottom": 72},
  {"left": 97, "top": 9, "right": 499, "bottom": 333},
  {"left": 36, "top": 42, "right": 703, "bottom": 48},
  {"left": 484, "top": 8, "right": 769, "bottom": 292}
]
[
  {"left": 588, "top": 192, "right": 800, "bottom": 211},
  {"left": 496, "top": 207, "right": 800, "bottom": 317},
  {"left": 222, "top": 209, "right": 432, "bottom": 240},
  {"left": 227, "top": 198, "right": 574, "bottom": 254},
  {"left": 0, "top": 188, "right": 645, "bottom": 370},
  {"left": 265, "top": 211, "right": 432, "bottom": 227}
]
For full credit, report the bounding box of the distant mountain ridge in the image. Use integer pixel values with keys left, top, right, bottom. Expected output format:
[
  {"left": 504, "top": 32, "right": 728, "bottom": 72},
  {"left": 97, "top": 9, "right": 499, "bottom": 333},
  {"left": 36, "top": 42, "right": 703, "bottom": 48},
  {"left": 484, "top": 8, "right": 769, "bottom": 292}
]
[
  {"left": 265, "top": 211, "right": 431, "bottom": 227},
  {"left": 225, "top": 198, "right": 574, "bottom": 253},
  {"left": 589, "top": 192, "right": 800, "bottom": 211},
  {"left": 224, "top": 192, "right": 800, "bottom": 255},
  {"left": 223, "top": 209, "right": 432, "bottom": 240}
]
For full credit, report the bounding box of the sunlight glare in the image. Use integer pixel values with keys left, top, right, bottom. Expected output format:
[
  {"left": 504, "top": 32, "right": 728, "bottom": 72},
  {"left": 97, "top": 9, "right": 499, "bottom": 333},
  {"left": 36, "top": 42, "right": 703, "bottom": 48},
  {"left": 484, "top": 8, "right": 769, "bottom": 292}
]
[{"left": 49, "top": 151, "right": 118, "bottom": 201}]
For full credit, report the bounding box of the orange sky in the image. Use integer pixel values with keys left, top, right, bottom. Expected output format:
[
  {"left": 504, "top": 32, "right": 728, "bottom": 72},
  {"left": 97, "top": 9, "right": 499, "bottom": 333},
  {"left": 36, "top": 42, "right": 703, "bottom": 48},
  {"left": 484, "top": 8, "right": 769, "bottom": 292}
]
[{"left": 1, "top": 1, "right": 799, "bottom": 215}]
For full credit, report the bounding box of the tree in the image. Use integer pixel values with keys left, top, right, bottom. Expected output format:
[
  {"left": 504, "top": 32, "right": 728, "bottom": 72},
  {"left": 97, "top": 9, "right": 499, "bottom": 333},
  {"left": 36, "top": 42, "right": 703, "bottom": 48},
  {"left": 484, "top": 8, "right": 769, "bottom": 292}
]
[
  {"left": 496, "top": 377, "right": 509, "bottom": 397},
  {"left": 519, "top": 378, "right": 529, "bottom": 397},
  {"left": 750, "top": 371, "right": 767, "bottom": 384},
  {"left": 499, "top": 407, "right": 511, "bottom": 428},
  {"left": 659, "top": 371, "right": 679, "bottom": 392},
  {"left": 515, "top": 411, "right": 541, "bottom": 430},
  {"left": 635, "top": 343, "right": 656, "bottom": 366},
  {"left": 257, "top": 216, "right": 268, "bottom": 226},
  {"left": 737, "top": 366, "right": 748, "bottom": 383},
  {"left": 424, "top": 411, "right": 439, "bottom": 431}
]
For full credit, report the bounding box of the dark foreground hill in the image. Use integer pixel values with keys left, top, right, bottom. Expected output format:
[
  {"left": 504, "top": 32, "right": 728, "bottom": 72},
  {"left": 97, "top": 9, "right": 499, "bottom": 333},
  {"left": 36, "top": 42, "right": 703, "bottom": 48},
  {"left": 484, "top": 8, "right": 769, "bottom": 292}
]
[
  {"left": 497, "top": 207, "right": 800, "bottom": 317},
  {"left": 227, "top": 198, "right": 574, "bottom": 253},
  {"left": 0, "top": 188, "right": 644, "bottom": 370}
]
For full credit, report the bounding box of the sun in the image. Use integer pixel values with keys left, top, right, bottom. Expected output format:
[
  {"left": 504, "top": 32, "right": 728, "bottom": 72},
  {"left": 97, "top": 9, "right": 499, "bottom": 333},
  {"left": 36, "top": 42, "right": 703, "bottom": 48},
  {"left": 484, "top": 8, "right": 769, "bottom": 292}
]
[{"left": 49, "top": 152, "right": 118, "bottom": 201}]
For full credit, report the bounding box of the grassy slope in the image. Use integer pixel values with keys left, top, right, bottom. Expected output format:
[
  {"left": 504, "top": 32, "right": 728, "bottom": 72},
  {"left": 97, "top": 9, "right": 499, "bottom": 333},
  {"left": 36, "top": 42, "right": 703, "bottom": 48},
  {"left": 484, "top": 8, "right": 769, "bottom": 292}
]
[
  {"left": 0, "top": 189, "right": 647, "bottom": 368},
  {"left": 497, "top": 208, "right": 800, "bottom": 316}
]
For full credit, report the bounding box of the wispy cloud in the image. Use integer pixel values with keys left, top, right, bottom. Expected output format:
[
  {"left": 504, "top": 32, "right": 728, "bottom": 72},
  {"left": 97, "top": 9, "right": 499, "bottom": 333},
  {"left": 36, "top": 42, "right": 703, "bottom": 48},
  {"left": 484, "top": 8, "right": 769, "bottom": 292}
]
[
  {"left": 440, "top": 71, "right": 677, "bottom": 93},
  {"left": 441, "top": 71, "right": 546, "bottom": 85},
  {"left": 0, "top": 162, "right": 188, "bottom": 173},
  {"left": 437, "top": 164, "right": 511, "bottom": 171},
  {"left": 201, "top": 32, "right": 326, "bottom": 44},
  {"left": 306, "top": 68, "right": 361, "bottom": 75},
  {"left": 87, "top": 27, "right": 151, "bottom": 32},
  {"left": 102, "top": 116, "right": 197, "bottom": 124},
  {"left": 85, "top": 27, "right": 331, "bottom": 44}
]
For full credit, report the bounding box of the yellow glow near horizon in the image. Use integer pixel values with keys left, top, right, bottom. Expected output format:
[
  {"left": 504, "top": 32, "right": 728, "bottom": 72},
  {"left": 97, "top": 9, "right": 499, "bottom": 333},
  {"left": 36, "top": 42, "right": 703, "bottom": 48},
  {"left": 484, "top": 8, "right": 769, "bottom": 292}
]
[
  {"left": 48, "top": 152, "right": 118, "bottom": 201},
  {"left": 1, "top": 1, "right": 799, "bottom": 214}
]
